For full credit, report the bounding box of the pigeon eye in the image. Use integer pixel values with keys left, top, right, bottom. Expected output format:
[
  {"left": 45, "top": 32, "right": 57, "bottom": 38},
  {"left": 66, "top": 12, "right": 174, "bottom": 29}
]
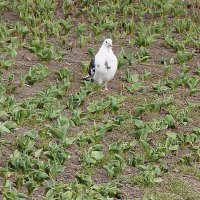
[{"left": 106, "top": 41, "right": 107, "bottom": 43}]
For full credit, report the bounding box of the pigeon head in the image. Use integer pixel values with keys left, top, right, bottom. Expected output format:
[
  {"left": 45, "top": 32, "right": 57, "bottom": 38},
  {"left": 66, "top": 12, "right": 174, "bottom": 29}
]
[{"left": 103, "top": 39, "right": 113, "bottom": 48}]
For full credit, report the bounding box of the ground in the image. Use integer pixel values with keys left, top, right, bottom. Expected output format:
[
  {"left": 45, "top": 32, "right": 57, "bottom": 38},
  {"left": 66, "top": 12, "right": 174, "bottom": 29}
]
[{"left": 0, "top": 0, "right": 200, "bottom": 199}]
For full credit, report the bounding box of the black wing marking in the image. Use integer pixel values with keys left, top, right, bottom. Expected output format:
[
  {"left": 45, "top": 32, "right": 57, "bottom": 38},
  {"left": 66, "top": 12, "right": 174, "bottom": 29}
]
[
  {"left": 105, "top": 60, "right": 111, "bottom": 70},
  {"left": 89, "top": 57, "right": 95, "bottom": 76},
  {"left": 83, "top": 57, "right": 95, "bottom": 81}
]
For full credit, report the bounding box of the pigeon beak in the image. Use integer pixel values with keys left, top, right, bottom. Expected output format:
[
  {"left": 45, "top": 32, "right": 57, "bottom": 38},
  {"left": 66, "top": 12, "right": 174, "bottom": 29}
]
[{"left": 110, "top": 44, "right": 113, "bottom": 47}]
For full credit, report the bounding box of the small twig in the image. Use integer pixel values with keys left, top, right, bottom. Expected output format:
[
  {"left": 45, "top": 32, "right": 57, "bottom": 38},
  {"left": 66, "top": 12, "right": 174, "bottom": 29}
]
[{"left": 18, "top": 83, "right": 31, "bottom": 87}]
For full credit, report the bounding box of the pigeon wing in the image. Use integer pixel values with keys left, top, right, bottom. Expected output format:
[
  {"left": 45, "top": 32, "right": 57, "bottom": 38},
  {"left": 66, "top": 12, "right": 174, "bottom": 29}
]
[
  {"left": 105, "top": 54, "right": 118, "bottom": 70},
  {"left": 89, "top": 57, "right": 95, "bottom": 77}
]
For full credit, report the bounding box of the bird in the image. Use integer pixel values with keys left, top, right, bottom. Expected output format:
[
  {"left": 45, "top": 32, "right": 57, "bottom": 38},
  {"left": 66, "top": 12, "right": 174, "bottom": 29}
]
[{"left": 83, "top": 38, "right": 118, "bottom": 91}]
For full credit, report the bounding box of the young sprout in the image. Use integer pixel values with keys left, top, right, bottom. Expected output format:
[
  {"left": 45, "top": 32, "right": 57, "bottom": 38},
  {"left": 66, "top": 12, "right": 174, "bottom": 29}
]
[
  {"left": 19, "top": 74, "right": 26, "bottom": 87},
  {"left": 76, "top": 23, "right": 86, "bottom": 37},
  {"left": 177, "top": 50, "right": 194, "bottom": 64},
  {"left": 8, "top": 73, "right": 14, "bottom": 84},
  {"left": 195, "top": 63, "right": 200, "bottom": 76},
  {"left": 163, "top": 62, "right": 172, "bottom": 77},
  {"left": 142, "top": 69, "right": 151, "bottom": 81},
  {"left": 79, "top": 35, "right": 87, "bottom": 48}
]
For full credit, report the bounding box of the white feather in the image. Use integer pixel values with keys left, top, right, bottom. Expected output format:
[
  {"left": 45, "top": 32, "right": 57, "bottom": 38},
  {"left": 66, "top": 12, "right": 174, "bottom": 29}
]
[{"left": 93, "top": 39, "right": 118, "bottom": 85}]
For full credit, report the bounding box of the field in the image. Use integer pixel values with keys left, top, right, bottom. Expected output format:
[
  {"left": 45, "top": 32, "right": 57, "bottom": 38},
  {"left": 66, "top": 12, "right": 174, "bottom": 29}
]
[{"left": 0, "top": 0, "right": 200, "bottom": 199}]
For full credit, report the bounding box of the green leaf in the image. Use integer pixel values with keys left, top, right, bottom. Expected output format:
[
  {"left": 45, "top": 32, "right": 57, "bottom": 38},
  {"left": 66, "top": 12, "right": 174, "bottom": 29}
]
[
  {"left": 166, "top": 131, "right": 176, "bottom": 139},
  {"left": 9, "top": 48, "right": 17, "bottom": 58},
  {"left": 16, "top": 109, "right": 28, "bottom": 124},
  {"left": 168, "top": 145, "right": 179, "bottom": 151},
  {"left": 37, "top": 171, "right": 49, "bottom": 179},
  {"left": 34, "top": 149, "right": 43, "bottom": 158},
  {"left": 193, "top": 127, "right": 200, "bottom": 135},
  {"left": 18, "top": 193, "right": 28, "bottom": 198},
  {"left": 91, "top": 150, "right": 104, "bottom": 160},
  {"left": 0, "top": 110, "right": 8, "bottom": 117},
  {"left": 140, "top": 139, "right": 152, "bottom": 154},
  {"left": 0, "top": 123, "right": 10, "bottom": 133},
  {"left": 87, "top": 100, "right": 110, "bottom": 113},
  {"left": 133, "top": 119, "right": 144, "bottom": 129},
  {"left": 3, "top": 121, "right": 16, "bottom": 130},
  {"left": 3, "top": 179, "right": 12, "bottom": 188},
  {"left": 126, "top": 82, "right": 141, "bottom": 93},
  {"left": 140, "top": 131, "right": 148, "bottom": 141},
  {"left": 49, "top": 127, "right": 66, "bottom": 139},
  {"left": 25, "top": 180, "right": 36, "bottom": 195},
  {"left": 50, "top": 165, "right": 65, "bottom": 178},
  {"left": 75, "top": 173, "right": 93, "bottom": 186},
  {"left": 63, "top": 136, "right": 76, "bottom": 146}
]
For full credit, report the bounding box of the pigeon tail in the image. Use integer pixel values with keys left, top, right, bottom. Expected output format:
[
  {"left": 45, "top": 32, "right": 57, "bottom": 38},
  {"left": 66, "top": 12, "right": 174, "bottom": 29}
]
[{"left": 83, "top": 75, "right": 91, "bottom": 81}]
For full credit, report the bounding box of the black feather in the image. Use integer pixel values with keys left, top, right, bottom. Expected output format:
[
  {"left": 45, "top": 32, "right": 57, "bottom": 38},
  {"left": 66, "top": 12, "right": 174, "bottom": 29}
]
[
  {"left": 105, "top": 60, "right": 111, "bottom": 70},
  {"left": 89, "top": 57, "right": 95, "bottom": 76},
  {"left": 83, "top": 57, "right": 95, "bottom": 81}
]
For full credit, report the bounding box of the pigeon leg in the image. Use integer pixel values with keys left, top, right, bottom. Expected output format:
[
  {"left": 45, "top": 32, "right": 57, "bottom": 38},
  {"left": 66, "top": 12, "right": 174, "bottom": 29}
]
[{"left": 104, "top": 82, "right": 109, "bottom": 92}]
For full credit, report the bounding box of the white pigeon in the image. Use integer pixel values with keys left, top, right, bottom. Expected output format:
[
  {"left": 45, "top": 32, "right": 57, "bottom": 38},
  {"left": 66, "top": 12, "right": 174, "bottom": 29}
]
[{"left": 83, "top": 38, "right": 118, "bottom": 91}]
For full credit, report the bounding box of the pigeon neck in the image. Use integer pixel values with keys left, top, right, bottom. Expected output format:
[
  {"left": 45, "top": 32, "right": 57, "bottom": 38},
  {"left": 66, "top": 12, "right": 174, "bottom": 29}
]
[{"left": 99, "top": 45, "right": 112, "bottom": 53}]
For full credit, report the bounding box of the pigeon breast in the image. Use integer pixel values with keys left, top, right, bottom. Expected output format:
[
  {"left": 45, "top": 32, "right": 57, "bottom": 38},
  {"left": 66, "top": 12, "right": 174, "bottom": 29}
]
[{"left": 93, "top": 48, "right": 117, "bottom": 83}]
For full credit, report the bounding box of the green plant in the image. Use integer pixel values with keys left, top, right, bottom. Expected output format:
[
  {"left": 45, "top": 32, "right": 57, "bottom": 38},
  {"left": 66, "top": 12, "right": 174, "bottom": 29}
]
[
  {"left": 195, "top": 63, "right": 200, "bottom": 75},
  {"left": 87, "top": 96, "right": 125, "bottom": 114},
  {"left": 25, "top": 64, "right": 49, "bottom": 85},
  {"left": 177, "top": 50, "right": 194, "bottom": 64},
  {"left": 135, "top": 22, "right": 157, "bottom": 47},
  {"left": 152, "top": 80, "right": 169, "bottom": 94},
  {"left": 57, "top": 67, "right": 72, "bottom": 81},
  {"left": 104, "top": 154, "right": 126, "bottom": 178},
  {"left": 82, "top": 144, "right": 104, "bottom": 166},
  {"left": 136, "top": 47, "right": 151, "bottom": 62},
  {"left": 137, "top": 163, "right": 163, "bottom": 185}
]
